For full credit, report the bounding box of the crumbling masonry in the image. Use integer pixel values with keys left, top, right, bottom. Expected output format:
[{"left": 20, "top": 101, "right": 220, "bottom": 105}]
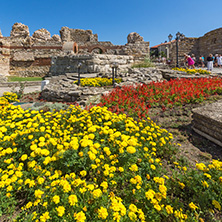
[{"left": 0, "top": 23, "right": 150, "bottom": 77}]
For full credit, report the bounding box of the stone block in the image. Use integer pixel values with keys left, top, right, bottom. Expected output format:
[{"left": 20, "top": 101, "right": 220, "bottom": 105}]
[
  {"left": 68, "top": 91, "right": 82, "bottom": 96},
  {"left": 192, "top": 100, "right": 222, "bottom": 147}
]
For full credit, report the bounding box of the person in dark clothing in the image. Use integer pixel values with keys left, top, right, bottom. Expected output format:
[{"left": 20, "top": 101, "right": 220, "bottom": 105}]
[{"left": 207, "top": 54, "right": 213, "bottom": 71}]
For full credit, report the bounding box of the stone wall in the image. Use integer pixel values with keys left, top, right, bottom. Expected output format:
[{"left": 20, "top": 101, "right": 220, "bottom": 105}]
[
  {"left": 192, "top": 100, "right": 222, "bottom": 147},
  {"left": 198, "top": 28, "right": 222, "bottom": 58},
  {"left": 9, "top": 41, "right": 62, "bottom": 77},
  {"left": 49, "top": 54, "right": 134, "bottom": 76},
  {"left": 60, "top": 27, "right": 98, "bottom": 44},
  {"left": 167, "top": 28, "right": 222, "bottom": 66},
  {"left": 169, "top": 38, "right": 198, "bottom": 67},
  {"left": 0, "top": 37, "right": 10, "bottom": 75}
]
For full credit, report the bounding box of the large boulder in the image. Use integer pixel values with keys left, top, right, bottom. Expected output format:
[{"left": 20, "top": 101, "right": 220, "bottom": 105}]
[
  {"left": 32, "top": 28, "right": 51, "bottom": 41},
  {"left": 10, "top": 22, "right": 30, "bottom": 38},
  {"left": 127, "top": 32, "right": 144, "bottom": 44}
]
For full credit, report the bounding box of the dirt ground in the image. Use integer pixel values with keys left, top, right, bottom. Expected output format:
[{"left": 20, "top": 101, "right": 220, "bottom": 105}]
[{"left": 148, "top": 95, "right": 222, "bottom": 167}]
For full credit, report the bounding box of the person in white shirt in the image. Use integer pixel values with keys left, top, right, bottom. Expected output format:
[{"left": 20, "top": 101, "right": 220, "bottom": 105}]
[{"left": 217, "top": 54, "right": 222, "bottom": 68}]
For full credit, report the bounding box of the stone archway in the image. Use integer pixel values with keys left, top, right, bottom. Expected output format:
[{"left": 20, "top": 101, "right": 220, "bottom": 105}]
[{"left": 89, "top": 45, "right": 105, "bottom": 54}]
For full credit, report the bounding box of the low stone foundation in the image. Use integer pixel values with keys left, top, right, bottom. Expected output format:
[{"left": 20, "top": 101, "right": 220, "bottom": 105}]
[
  {"left": 192, "top": 100, "right": 222, "bottom": 147},
  {"left": 49, "top": 54, "right": 134, "bottom": 76},
  {"left": 41, "top": 67, "right": 164, "bottom": 104}
]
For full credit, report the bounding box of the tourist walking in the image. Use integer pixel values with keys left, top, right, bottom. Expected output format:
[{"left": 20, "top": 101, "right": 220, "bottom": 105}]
[
  {"left": 214, "top": 54, "right": 218, "bottom": 67},
  {"left": 217, "top": 54, "right": 222, "bottom": 68},
  {"left": 206, "top": 54, "right": 214, "bottom": 71},
  {"left": 191, "top": 54, "right": 196, "bottom": 66},
  {"left": 184, "top": 54, "right": 195, "bottom": 69},
  {"left": 198, "top": 56, "right": 205, "bottom": 67}
]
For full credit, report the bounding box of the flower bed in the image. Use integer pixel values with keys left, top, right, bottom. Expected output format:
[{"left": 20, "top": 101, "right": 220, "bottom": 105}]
[
  {"left": 172, "top": 67, "right": 211, "bottom": 74},
  {"left": 0, "top": 94, "right": 222, "bottom": 221},
  {"left": 73, "top": 77, "right": 122, "bottom": 87},
  {"left": 2, "top": 92, "right": 19, "bottom": 103},
  {"left": 98, "top": 77, "right": 222, "bottom": 119}
]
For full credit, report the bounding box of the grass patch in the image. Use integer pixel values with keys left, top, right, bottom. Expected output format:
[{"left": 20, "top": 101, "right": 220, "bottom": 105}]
[
  {"left": 8, "top": 76, "right": 43, "bottom": 82},
  {"left": 131, "top": 57, "right": 155, "bottom": 68}
]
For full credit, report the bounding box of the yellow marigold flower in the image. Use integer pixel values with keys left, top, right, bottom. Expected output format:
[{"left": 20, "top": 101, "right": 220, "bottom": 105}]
[
  {"left": 201, "top": 180, "right": 209, "bottom": 188},
  {"left": 118, "top": 167, "right": 124, "bottom": 172},
  {"left": 129, "top": 204, "right": 138, "bottom": 213},
  {"left": 80, "top": 170, "right": 87, "bottom": 177},
  {"left": 38, "top": 177, "right": 45, "bottom": 185},
  {"left": 196, "top": 163, "right": 207, "bottom": 171},
  {"left": 98, "top": 207, "right": 108, "bottom": 219},
  {"left": 212, "top": 200, "right": 221, "bottom": 210},
  {"left": 182, "top": 167, "right": 187, "bottom": 171},
  {"left": 52, "top": 195, "right": 60, "bottom": 204},
  {"left": 40, "top": 211, "right": 50, "bottom": 222},
  {"left": 146, "top": 174, "right": 150, "bottom": 180},
  {"left": 179, "top": 182, "right": 185, "bottom": 189},
  {"left": 150, "top": 164, "right": 156, "bottom": 170},
  {"left": 129, "top": 164, "right": 138, "bottom": 172},
  {"left": 34, "top": 189, "right": 44, "bottom": 199},
  {"left": 189, "top": 202, "right": 198, "bottom": 210},
  {"left": 219, "top": 177, "right": 222, "bottom": 183},
  {"left": 165, "top": 205, "right": 173, "bottom": 214},
  {"left": 145, "top": 189, "right": 155, "bottom": 200},
  {"left": 29, "top": 180, "right": 35, "bottom": 188},
  {"left": 56, "top": 206, "right": 65, "bottom": 217},
  {"left": 74, "top": 211, "right": 86, "bottom": 222},
  {"left": 204, "top": 173, "right": 211, "bottom": 179},
  {"left": 69, "top": 194, "right": 78, "bottom": 206},
  {"left": 159, "top": 185, "right": 167, "bottom": 194},
  {"left": 25, "top": 202, "right": 33, "bottom": 209},
  {"left": 154, "top": 204, "right": 161, "bottom": 211},
  {"left": 100, "top": 181, "right": 108, "bottom": 190},
  {"left": 126, "top": 146, "right": 136, "bottom": 154},
  {"left": 78, "top": 152, "right": 83, "bottom": 157},
  {"left": 92, "top": 189, "right": 102, "bottom": 199},
  {"left": 21, "top": 154, "right": 28, "bottom": 161},
  {"left": 128, "top": 211, "right": 137, "bottom": 221}
]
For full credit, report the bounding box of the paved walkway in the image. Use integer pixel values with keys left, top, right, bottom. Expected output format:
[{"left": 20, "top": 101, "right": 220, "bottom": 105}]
[{"left": 0, "top": 85, "right": 41, "bottom": 97}]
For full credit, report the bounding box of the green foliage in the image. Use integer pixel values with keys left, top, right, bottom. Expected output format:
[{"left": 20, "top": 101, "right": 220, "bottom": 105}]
[{"left": 132, "top": 57, "right": 155, "bottom": 68}]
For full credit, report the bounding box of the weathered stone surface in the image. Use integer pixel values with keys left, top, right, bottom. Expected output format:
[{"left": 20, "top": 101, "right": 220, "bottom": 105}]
[
  {"left": 0, "top": 29, "right": 3, "bottom": 38},
  {"left": 127, "top": 32, "right": 144, "bottom": 44},
  {"left": 192, "top": 100, "right": 222, "bottom": 147},
  {"left": 10, "top": 22, "right": 30, "bottom": 38},
  {"left": 32, "top": 28, "right": 51, "bottom": 41},
  {"left": 51, "top": 34, "right": 61, "bottom": 42},
  {"left": 13, "top": 52, "right": 34, "bottom": 61},
  {"left": 60, "top": 27, "right": 98, "bottom": 43}
]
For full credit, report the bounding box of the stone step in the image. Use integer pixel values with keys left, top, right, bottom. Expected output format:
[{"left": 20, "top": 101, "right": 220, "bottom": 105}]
[{"left": 66, "top": 73, "right": 99, "bottom": 79}]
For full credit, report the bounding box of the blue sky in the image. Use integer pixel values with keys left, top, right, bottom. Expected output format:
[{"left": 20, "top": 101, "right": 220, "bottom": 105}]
[{"left": 0, "top": 0, "right": 221, "bottom": 47}]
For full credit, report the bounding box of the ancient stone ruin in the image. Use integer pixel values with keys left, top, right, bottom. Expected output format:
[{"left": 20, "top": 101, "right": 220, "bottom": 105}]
[
  {"left": 0, "top": 22, "right": 150, "bottom": 77},
  {"left": 192, "top": 100, "right": 222, "bottom": 147}
]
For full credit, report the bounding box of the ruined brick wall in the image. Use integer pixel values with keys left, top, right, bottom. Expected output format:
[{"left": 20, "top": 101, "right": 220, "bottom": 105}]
[
  {"left": 9, "top": 41, "right": 62, "bottom": 77},
  {"left": 1, "top": 23, "right": 149, "bottom": 77},
  {"left": 60, "top": 28, "right": 150, "bottom": 59},
  {"left": 6, "top": 23, "right": 63, "bottom": 77}
]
